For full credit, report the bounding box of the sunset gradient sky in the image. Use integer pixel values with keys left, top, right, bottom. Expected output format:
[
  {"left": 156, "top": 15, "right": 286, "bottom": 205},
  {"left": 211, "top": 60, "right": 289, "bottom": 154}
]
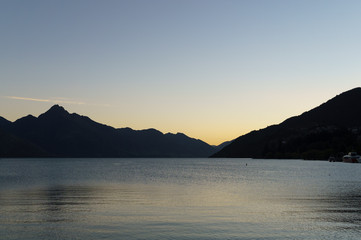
[{"left": 1, "top": 0, "right": 361, "bottom": 145}]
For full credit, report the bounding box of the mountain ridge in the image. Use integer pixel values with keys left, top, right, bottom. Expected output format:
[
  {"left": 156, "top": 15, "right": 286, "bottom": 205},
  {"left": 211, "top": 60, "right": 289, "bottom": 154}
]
[
  {"left": 0, "top": 105, "right": 217, "bottom": 158},
  {"left": 3, "top": 88, "right": 359, "bottom": 159},
  {"left": 212, "top": 87, "right": 361, "bottom": 160}
]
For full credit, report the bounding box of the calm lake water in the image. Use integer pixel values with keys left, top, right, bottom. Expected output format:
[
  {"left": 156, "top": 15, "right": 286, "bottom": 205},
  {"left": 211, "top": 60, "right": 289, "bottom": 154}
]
[{"left": 1, "top": 158, "right": 361, "bottom": 240}]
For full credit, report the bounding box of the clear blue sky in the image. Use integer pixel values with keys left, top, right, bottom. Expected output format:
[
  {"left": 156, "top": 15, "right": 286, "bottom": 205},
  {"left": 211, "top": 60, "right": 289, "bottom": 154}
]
[{"left": 1, "top": 0, "right": 361, "bottom": 145}]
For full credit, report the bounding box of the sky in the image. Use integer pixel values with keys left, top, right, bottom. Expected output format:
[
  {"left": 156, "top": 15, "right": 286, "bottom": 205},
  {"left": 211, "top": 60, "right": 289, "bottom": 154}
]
[{"left": 1, "top": 0, "right": 361, "bottom": 145}]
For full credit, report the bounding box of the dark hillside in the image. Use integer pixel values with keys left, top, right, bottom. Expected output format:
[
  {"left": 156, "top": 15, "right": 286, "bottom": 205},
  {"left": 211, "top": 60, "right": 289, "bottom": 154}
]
[
  {"left": 1, "top": 105, "right": 216, "bottom": 158},
  {"left": 212, "top": 88, "right": 361, "bottom": 160}
]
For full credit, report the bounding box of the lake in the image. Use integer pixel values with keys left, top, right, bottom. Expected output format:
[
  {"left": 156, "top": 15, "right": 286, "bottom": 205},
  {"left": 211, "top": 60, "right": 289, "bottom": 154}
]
[{"left": 1, "top": 158, "right": 361, "bottom": 240}]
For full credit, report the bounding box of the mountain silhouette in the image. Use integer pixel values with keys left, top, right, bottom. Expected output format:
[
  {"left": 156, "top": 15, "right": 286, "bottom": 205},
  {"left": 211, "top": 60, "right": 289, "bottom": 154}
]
[
  {"left": 0, "top": 105, "right": 216, "bottom": 158},
  {"left": 0, "top": 116, "right": 11, "bottom": 128},
  {"left": 0, "top": 128, "right": 48, "bottom": 157},
  {"left": 212, "top": 87, "right": 361, "bottom": 160}
]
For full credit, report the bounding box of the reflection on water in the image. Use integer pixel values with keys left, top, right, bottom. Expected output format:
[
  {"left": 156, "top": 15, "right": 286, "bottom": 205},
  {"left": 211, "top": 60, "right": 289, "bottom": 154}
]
[{"left": 1, "top": 158, "right": 361, "bottom": 239}]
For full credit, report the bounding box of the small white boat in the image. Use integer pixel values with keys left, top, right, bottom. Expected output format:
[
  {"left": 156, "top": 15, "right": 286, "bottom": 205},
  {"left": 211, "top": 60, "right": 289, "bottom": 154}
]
[{"left": 343, "top": 152, "right": 361, "bottom": 163}]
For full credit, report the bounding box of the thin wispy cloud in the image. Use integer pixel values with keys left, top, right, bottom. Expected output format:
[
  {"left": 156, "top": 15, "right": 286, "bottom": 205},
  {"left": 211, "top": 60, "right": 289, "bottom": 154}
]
[
  {"left": 6, "top": 96, "right": 51, "bottom": 102},
  {"left": 4, "top": 96, "right": 85, "bottom": 105},
  {"left": 3, "top": 96, "right": 111, "bottom": 107}
]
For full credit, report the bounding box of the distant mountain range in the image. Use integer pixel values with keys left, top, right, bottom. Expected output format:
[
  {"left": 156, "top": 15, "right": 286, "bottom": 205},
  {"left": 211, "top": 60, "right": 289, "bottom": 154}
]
[
  {"left": 0, "top": 105, "right": 221, "bottom": 158},
  {"left": 2, "top": 87, "right": 361, "bottom": 159},
  {"left": 212, "top": 87, "right": 361, "bottom": 160}
]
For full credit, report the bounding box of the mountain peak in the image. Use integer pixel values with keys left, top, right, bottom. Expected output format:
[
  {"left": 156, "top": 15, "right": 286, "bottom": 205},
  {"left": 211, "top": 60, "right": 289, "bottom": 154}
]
[
  {"left": 1, "top": 105, "right": 216, "bottom": 158},
  {"left": 49, "top": 104, "right": 67, "bottom": 112},
  {"left": 39, "top": 105, "right": 69, "bottom": 119}
]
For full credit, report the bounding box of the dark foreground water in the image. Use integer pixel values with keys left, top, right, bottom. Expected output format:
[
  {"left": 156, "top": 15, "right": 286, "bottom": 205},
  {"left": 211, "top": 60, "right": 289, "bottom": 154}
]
[{"left": 1, "top": 158, "right": 361, "bottom": 240}]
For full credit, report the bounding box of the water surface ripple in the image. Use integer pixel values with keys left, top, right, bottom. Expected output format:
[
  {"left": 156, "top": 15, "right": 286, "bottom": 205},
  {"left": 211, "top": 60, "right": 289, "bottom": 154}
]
[{"left": 1, "top": 158, "right": 361, "bottom": 239}]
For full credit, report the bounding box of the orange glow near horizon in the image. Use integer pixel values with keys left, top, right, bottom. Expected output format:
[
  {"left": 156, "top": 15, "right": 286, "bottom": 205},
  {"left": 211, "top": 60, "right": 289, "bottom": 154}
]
[{"left": 0, "top": 87, "right": 354, "bottom": 146}]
